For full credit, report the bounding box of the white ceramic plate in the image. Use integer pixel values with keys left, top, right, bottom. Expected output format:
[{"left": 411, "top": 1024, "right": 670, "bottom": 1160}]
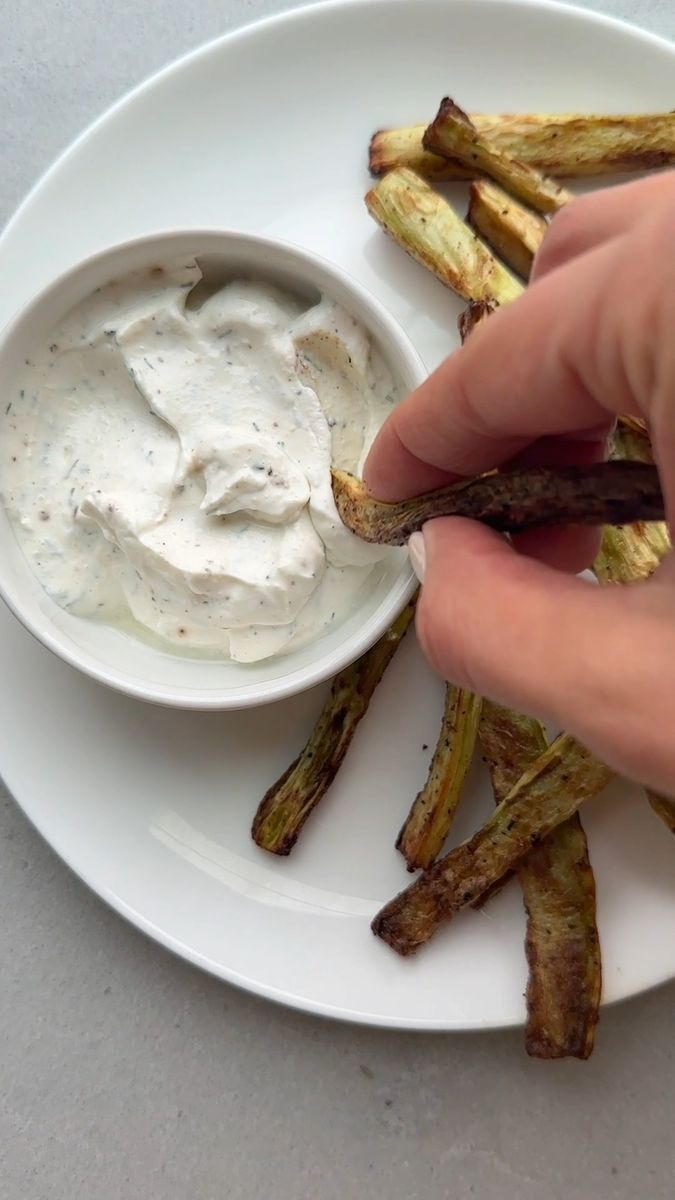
[{"left": 2, "top": 0, "right": 675, "bottom": 1030}]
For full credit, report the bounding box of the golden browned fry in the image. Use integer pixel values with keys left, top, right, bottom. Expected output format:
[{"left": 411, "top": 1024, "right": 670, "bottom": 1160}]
[
  {"left": 332, "top": 461, "right": 664, "bottom": 546},
  {"left": 252, "top": 599, "right": 416, "bottom": 855},
  {"left": 472, "top": 704, "right": 546, "bottom": 908},
  {"left": 365, "top": 168, "right": 522, "bottom": 302},
  {"left": 397, "top": 687, "right": 482, "bottom": 871},
  {"left": 594, "top": 425, "right": 670, "bottom": 585},
  {"left": 371, "top": 734, "right": 613, "bottom": 956},
  {"left": 369, "top": 112, "right": 675, "bottom": 180},
  {"left": 618, "top": 414, "right": 649, "bottom": 440},
  {"left": 424, "top": 100, "right": 573, "bottom": 214},
  {"left": 479, "top": 703, "right": 601, "bottom": 1060},
  {"left": 611, "top": 419, "right": 655, "bottom": 465},
  {"left": 648, "top": 791, "right": 675, "bottom": 834},
  {"left": 594, "top": 521, "right": 671, "bottom": 585},
  {"left": 369, "top": 125, "right": 476, "bottom": 181},
  {"left": 468, "top": 180, "right": 547, "bottom": 279},
  {"left": 479, "top": 703, "right": 547, "bottom": 800}
]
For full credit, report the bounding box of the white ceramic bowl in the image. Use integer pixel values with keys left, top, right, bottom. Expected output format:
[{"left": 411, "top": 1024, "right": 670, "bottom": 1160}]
[{"left": 0, "top": 230, "right": 424, "bottom": 709}]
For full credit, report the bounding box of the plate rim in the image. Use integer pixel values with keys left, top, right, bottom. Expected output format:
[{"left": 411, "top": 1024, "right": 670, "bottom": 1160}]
[
  {"left": 7, "top": 772, "right": 514, "bottom": 1031},
  {"left": 2, "top": 0, "right": 675, "bottom": 1031}
]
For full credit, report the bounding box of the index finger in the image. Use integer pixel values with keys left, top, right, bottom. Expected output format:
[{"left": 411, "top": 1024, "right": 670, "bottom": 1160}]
[
  {"left": 363, "top": 229, "right": 639, "bottom": 502},
  {"left": 532, "top": 171, "right": 675, "bottom": 282}
]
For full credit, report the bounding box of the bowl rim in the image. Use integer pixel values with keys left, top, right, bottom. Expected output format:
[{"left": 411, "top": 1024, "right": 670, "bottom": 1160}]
[{"left": 0, "top": 227, "right": 424, "bottom": 709}]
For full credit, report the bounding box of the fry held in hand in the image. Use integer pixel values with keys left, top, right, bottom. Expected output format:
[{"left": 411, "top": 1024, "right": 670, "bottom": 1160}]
[
  {"left": 369, "top": 112, "right": 675, "bottom": 180},
  {"left": 365, "top": 168, "right": 522, "bottom": 302},
  {"left": 252, "top": 600, "right": 416, "bottom": 855},
  {"left": 397, "top": 687, "right": 482, "bottom": 871},
  {"left": 372, "top": 735, "right": 613, "bottom": 957},
  {"left": 468, "top": 180, "right": 547, "bottom": 279},
  {"left": 332, "top": 462, "right": 664, "bottom": 546}
]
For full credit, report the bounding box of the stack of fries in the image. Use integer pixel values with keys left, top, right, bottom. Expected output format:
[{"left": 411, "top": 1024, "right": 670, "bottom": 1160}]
[{"left": 252, "top": 100, "right": 675, "bottom": 1059}]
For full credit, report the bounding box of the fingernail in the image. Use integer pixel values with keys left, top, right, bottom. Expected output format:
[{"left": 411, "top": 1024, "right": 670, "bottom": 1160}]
[{"left": 408, "top": 532, "right": 426, "bottom": 583}]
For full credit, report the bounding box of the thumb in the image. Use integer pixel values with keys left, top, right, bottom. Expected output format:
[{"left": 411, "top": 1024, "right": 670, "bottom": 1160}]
[{"left": 409, "top": 519, "right": 675, "bottom": 792}]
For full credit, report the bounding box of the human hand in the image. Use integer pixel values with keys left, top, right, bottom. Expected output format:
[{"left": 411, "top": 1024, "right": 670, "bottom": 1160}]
[{"left": 364, "top": 173, "right": 675, "bottom": 794}]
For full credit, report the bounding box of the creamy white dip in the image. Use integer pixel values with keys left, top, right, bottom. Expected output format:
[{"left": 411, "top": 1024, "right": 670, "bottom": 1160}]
[{"left": 1, "top": 260, "right": 399, "bottom": 662}]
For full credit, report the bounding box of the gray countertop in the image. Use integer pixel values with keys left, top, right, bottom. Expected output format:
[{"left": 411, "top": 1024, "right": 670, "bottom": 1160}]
[{"left": 2, "top": 3, "right": 675, "bottom": 1198}]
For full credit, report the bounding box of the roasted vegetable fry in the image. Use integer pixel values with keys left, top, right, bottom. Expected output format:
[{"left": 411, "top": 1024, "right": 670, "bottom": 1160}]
[
  {"left": 594, "top": 424, "right": 670, "bottom": 585},
  {"left": 370, "top": 124, "right": 477, "bottom": 182},
  {"left": 365, "top": 168, "right": 522, "bottom": 302},
  {"left": 252, "top": 600, "right": 416, "bottom": 855},
  {"left": 472, "top": 704, "right": 546, "bottom": 907},
  {"left": 648, "top": 791, "right": 675, "bottom": 834},
  {"left": 369, "top": 112, "right": 675, "bottom": 180},
  {"left": 479, "top": 703, "right": 548, "bottom": 799},
  {"left": 598, "top": 424, "right": 672, "bottom": 838},
  {"left": 332, "top": 461, "right": 664, "bottom": 546},
  {"left": 594, "top": 522, "right": 670, "bottom": 585},
  {"left": 371, "top": 734, "right": 613, "bottom": 956},
  {"left": 520, "top": 816, "right": 600, "bottom": 1059},
  {"left": 468, "top": 180, "right": 547, "bottom": 279},
  {"left": 613, "top": 421, "right": 654, "bottom": 464},
  {"left": 424, "top": 99, "right": 573, "bottom": 214},
  {"left": 618, "top": 414, "right": 649, "bottom": 440},
  {"left": 458, "top": 298, "right": 499, "bottom": 341},
  {"left": 397, "top": 687, "right": 482, "bottom": 871},
  {"left": 479, "top": 703, "right": 600, "bottom": 1060}
]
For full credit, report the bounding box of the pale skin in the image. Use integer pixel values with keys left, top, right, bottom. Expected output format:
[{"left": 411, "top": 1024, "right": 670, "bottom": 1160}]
[{"left": 364, "top": 173, "right": 675, "bottom": 796}]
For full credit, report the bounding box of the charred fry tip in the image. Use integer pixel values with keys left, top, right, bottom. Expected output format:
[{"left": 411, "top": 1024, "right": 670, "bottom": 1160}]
[
  {"left": 370, "top": 910, "right": 425, "bottom": 956},
  {"left": 367, "top": 129, "right": 386, "bottom": 173},
  {"left": 458, "top": 298, "right": 499, "bottom": 341},
  {"left": 424, "top": 98, "right": 574, "bottom": 214},
  {"left": 647, "top": 790, "right": 675, "bottom": 834}
]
